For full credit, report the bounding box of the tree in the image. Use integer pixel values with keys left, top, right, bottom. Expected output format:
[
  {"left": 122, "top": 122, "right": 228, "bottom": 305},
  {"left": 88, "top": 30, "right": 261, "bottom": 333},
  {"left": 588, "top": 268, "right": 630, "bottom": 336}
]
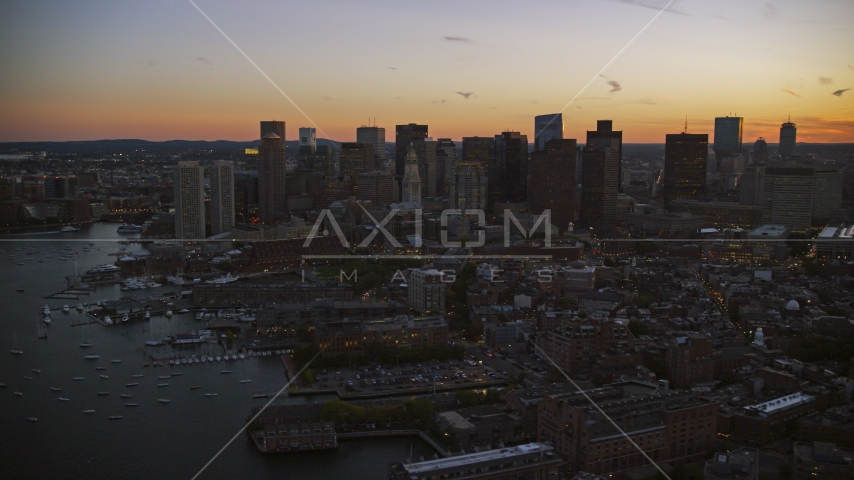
[
  {"left": 628, "top": 320, "right": 649, "bottom": 337},
  {"left": 302, "top": 368, "right": 317, "bottom": 386}
]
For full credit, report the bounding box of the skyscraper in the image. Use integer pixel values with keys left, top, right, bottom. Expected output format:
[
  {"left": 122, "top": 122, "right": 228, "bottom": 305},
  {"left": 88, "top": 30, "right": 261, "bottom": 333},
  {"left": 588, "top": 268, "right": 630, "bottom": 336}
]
[
  {"left": 580, "top": 139, "right": 620, "bottom": 235},
  {"left": 739, "top": 165, "right": 765, "bottom": 206},
  {"left": 713, "top": 116, "right": 743, "bottom": 159},
  {"left": 209, "top": 160, "right": 235, "bottom": 235},
  {"left": 753, "top": 138, "right": 768, "bottom": 164},
  {"left": 493, "top": 131, "right": 528, "bottom": 204},
  {"left": 298, "top": 127, "right": 316, "bottom": 151},
  {"left": 449, "top": 161, "right": 487, "bottom": 212},
  {"left": 258, "top": 127, "right": 288, "bottom": 223},
  {"left": 779, "top": 118, "right": 797, "bottom": 160},
  {"left": 436, "top": 138, "right": 456, "bottom": 196},
  {"left": 586, "top": 120, "right": 623, "bottom": 192},
  {"left": 461, "top": 137, "right": 493, "bottom": 164},
  {"left": 534, "top": 113, "right": 563, "bottom": 151},
  {"left": 401, "top": 144, "right": 422, "bottom": 205},
  {"left": 338, "top": 142, "right": 376, "bottom": 177},
  {"left": 395, "top": 124, "right": 428, "bottom": 190},
  {"left": 762, "top": 167, "right": 814, "bottom": 230},
  {"left": 663, "top": 132, "right": 708, "bottom": 204},
  {"left": 357, "top": 171, "right": 395, "bottom": 207},
  {"left": 812, "top": 168, "right": 843, "bottom": 224},
  {"left": 529, "top": 139, "right": 577, "bottom": 232},
  {"left": 260, "top": 121, "right": 285, "bottom": 142},
  {"left": 414, "top": 138, "right": 438, "bottom": 198},
  {"left": 356, "top": 125, "right": 386, "bottom": 162},
  {"left": 173, "top": 161, "right": 205, "bottom": 240}
]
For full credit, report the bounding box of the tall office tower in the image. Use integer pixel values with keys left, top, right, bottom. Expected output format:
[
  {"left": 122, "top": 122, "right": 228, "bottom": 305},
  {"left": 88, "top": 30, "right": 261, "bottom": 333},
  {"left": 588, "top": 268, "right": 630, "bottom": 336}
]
[
  {"left": 461, "top": 137, "right": 493, "bottom": 164},
  {"left": 753, "top": 138, "right": 768, "bottom": 164},
  {"left": 586, "top": 120, "right": 623, "bottom": 192},
  {"left": 48, "top": 176, "right": 78, "bottom": 199},
  {"left": 580, "top": 138, "right": 620, "bottom": 235},
  {"left": 260, "top": 121, "right": 285, "bottom": 143},
  {"left": 713, "top": 116, "right": 743, "bottom": 160},
  {"left": 356, "top": 125, "right": 386, "bottom": 162},
  {"left": 436, "top": 138, "right": 456, "bottom": 196},
  {"left": 414, "top": 138, "right": 438, "bottom": 198},
  {"left": 812, "top": 169, "right": 843, "bottom": 223},
  {"left": 663, "top": 132, "right": 708, "bottom": 204},
  {"left": 534, "top": 113, "right": 563, "bottom": 151},
  {"left": 338, "top": 142, "right": 376, "bottom": 177},
  {"left": 209, "top": 160, "right": 235, "bottom": 235},
  {"left": 779, "top": 118, "right": 797, "bottom": 160},
  {"left": 762, "top": 167, "right": 814, "bottom": 230},
  {"left": 173, "top": 161, "right": 205, "bottom": 240},
  {"left": 357, "top": 171, "right": 395, "bottom": 207},
  {"left": 395, "top": 124, "right": 428, "bottom": 192},
  {"left": 449, "top": 161, "right": 487, "bottom": 211},
  {"left": 258, "top": 131, "right": 288, "bottom": 223},
  {"left": 234, "top": 170, "right": 259, "bottom": 217},
  {"left": 493, "top": 131, "right": 528, "bottom": 204},
  {"left": 298, "top": 127, "right": 316, "bottom": 150},
  {"left": 401, "top": 144, "right": 422, "bottom": 205},
  {"left": 529, "top": 139, "right": 577, "bottom": 232},
  {"left": 739, "top": 165, "right": 765, "bottom": 206}
]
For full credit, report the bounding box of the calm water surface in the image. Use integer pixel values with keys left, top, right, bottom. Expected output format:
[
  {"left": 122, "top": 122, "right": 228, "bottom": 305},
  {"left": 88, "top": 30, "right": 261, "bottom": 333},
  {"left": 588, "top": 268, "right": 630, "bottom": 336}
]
[{"left": 0, "top": 224, "right": 433, "bottom": 480}]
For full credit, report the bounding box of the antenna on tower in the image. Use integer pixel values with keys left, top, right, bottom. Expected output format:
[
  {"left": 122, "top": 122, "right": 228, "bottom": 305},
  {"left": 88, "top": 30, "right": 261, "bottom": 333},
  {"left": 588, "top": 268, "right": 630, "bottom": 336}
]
[{"left": 684, "top": 116, "right": 688, "bottom": 133}]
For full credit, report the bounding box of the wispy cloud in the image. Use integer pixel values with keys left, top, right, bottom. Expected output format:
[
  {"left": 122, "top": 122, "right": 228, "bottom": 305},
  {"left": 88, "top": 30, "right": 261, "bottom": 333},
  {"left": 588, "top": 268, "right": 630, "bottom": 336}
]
[
  {"left": 764, "top": 2, "right": 780, "bottom": 19},
  {"left": 605, "top": 0, "right": 688, "bottom": 16},
  {"left": 456, "top": 92, "right": 474, "bottom": 99},
  {"left": 629, "top": 98, "right": 661, "bottom": 105},
  {"left": 818, "top": 77, "right": 832, "bottom": 85},
  {"left": 443, "top": 36, "right": 473, "bottom": 44},
  {"left": 520, "top": 100, "right": 538, "bottom": 104},
  {"left": 607, "top": 80, "right": 622, "bottom": 93},
  {"left": 145, "top": 58, "right": 158, "bottom": 67},
  {"left": 387, "top": 66, "right": 396, "bottom": 70},
  {"left": 196, "top": 57, "right": 212, "bottom": 65},
  {"left": 832, "top": 89, "right": 850, "bottom": 97},
  {"left": 782, "top": 88, "right": 801, "bottom": 97},
  {"left": 432, "top": 99, "right": 447, "bottom": 104}
]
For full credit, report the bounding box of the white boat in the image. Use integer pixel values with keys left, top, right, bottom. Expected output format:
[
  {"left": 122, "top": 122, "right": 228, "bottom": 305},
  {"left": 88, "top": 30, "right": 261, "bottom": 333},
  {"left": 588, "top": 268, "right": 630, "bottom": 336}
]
[
  {"left": 76, "top": 303, "right": 83, "bottom": 311},
  {"left": 157, "top": 383, "right": 169, "bottom": 387},
  {"left": 126, "top": 383, "right": 139, "bottom": 387},
  {"left": 165, "top": 310, "right": 173, "bottom": 318},
  {"left": 239, "top": 379, "right": 252, "bottom": 384},
  {"left": 204, "top": 393, "right": 218, "bottom": 397},
  {"left": 111, "top": 359, "right": 121, "bottom": 364},
  {"left": 72, "top": 377, "right": 85, "bottom": 381},
  {"left": 121, "top": 314, "right": 129, "bottom": 323},
  {"left": 178, "top": 309, "right": 189, "bottom": 314},
  {"left": 63, "top": 305, "right": 70, "bottom": 313},
  {"left": 60, "top": 226, "right": 80, "bottom": 232},
  {"left": 145, "top": 340, "right": 159, "bottom": 346},
  {"left": 43, "top": 316, "right": 51, "bottom": 324},
  {"left": 14, "top": 391, "right": 23, "bottom": 396},
  {"left": 131, "top": 374, "right": 144, "bottom": 378},
  {"left": 50, "top": 387, "right": 60, "bottom": 391},
  {"left": 117, "top": 224, "right": 143, "bottom": 233},
  {"left": 220, "top": 370, "right": 231, "bottom": 374},
  {"left": 42, "top": 305, "right": 51, "bottom": 316},
  {"left": 205, "top": 273, "right": 239, "bottom": 284},
  {"left": 82, "top": 410, "right": 95, "bottom": 414},
  {"left": 99, "top": 375, "right": 109, "bottom": 379},
  {"left": 195, "top": 312, "right": 203, "bottom": 320},
  {"left": 84, "top": 354, "right": 99, "bottom": 360},
  {"left": 147, "top": 282, "right": 161, "bottom": 288},
  {"left": 215, "top": 356, "right": 222, "bottom": 361},
  {"left": 144, "top": 311, "right": 150, "bottom": 320},
  {"left": 238, "top": 354, "right": 245, "bottom": 360},
  {"left": 104, "top": 316, "right": 113, "bottom": 326},
  {"left": 26, "top": 417, "right": 37, "bottom": 422},
  {"left": 125, "top": 403, "right": 139, "bottom": 407},
  {"left": 58, "top": 397, "right": 70, "bottom": 402},
  {"left": 120, "top": 394, "right": 132, "bottom": 398},
  {"left": 108, "top": 415, "right": 123, "bottom": 420},
  {"left": 158, "top": 398, "right": 170, "bottom": 403}
]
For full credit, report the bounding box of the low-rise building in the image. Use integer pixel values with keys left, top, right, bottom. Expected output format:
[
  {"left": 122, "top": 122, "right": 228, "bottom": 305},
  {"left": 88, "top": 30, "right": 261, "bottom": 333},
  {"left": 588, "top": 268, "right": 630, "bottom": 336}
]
[
  {"left": 792, "top": 441, "right": 854, "bottom": 480},
  {"left": 388, "top": 443, "right": 565, "bottom": 480}
]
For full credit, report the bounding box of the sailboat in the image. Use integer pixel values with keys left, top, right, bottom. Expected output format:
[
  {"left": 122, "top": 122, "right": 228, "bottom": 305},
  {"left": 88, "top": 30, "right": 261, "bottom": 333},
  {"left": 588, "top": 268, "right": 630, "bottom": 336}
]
[
  {"left": 205, "top": 375, "right": 218, "bottom": 397},
  {"left": 10, "top": 332, "right": 23, "bottom": 355}
]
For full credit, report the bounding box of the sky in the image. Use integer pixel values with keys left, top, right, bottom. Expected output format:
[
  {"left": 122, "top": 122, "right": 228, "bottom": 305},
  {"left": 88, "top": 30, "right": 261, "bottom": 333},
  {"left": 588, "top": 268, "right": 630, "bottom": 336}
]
[{"left": 0, "top": 0, "right": 852, "bottom": 143}]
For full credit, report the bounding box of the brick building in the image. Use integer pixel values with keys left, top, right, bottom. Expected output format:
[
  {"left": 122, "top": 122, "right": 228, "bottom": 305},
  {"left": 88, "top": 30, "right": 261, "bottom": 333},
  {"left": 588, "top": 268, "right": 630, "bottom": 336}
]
[{"left": 665, "top": 334, "right": 714, "bottom": 389}]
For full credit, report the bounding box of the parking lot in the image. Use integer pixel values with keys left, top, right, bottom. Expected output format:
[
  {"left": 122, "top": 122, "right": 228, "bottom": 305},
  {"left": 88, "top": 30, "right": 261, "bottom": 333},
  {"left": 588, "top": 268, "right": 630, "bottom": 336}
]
[
  {"left": 311, "top": 359, "right": 508, "bottom": 395},
  {"left": 467, "top": 347, "right": 550, "bottom": 385}
]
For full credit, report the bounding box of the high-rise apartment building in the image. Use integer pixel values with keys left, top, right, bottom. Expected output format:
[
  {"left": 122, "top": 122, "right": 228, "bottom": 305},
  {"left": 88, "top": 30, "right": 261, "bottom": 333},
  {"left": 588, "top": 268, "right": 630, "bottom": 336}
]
[
  {"left": 529, "top": 139, "right": 577, "bottom": 232},
  {"left": 173, "top": 161, "right": 205, "bottom": 240},
  {"left": 753, "top": 137, "right": 767, "bottom": 164},
  {"left": 209, "top": 160, "right": 235, "bottom": 235},
  {"left": 356, "top": 125, "right": 386, "bottom": 162},
  {"left": 258, "top": 127, "right": 288, "bottom": 224},
  {"left": 580, "top": 139, "right": 620, "bottom": 234},
  {"left": 449, "top": 161, "right": 488, "bottom": 212},
  {"left": 357, "top": 171, "right": 395, "bottom": 207},
  {"left": 338, "top": 142, "right": 376, "bottom": 177},
  {"left": 401, "top": 144, "right": 422, "bottom": 205},
  {"left": 534, "top": 113, "right": 563, "bottom": 151},
  {"left": 762, "top": 167, "right": 814, "bottom": 230},
  {"left": 779, "top": 119, "right": 797, "bottom": 160},
  {"left": 713, "top": 116, "right": 743, "bottom": 159},
  {"left": 408, "top": 268, "right": 446, "bottom": 314},
  {"left": 739, "top": 165, "right": 765, "bottom": 206},
  {"left": 493, "top": 131, "right": 528, "bottom": 204},
  {"left": 812, "top": 168, "right": 843, "bottom": 224},
  {"left": 663, "top": 133, "right": 708, "bottom": 204},
  {"left": 395, "top": 124, "right": 428, "bottom": 194},
  {"left": 586, "top": 120, "right": 623, "bottom": 192}
]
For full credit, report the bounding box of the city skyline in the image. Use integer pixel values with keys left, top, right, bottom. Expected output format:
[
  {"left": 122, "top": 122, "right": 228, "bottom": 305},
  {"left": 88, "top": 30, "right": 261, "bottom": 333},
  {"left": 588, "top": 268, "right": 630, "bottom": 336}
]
[{"left": 1, "top": 0, "right": 852, "bottom": 143}]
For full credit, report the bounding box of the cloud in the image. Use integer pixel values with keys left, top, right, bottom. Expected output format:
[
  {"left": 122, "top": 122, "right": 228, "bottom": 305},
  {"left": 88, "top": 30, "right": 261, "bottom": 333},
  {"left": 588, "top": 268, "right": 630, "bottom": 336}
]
[
  {"left": 630, "top": 98, "right": 661, "bottom": 105},
  {"left": 764, "top": 2, "right": 780, "bottom": 19},
  {"left": 818, "top": 77, "right": 832, "bottom": 85},
  {"left": 849, "top": 65, "right": 854, "bottom": 70},
  {"left": 432, "top": 99, "right": 447, "bottom": 104},
  {"left": 443, "top": 36, "right": 473, "bottom": 44},
  {"left": 606, "top": 0, "right": 689, "bottom": 16},
  {"left": 145, "top": 58, "right": 158, "bottom": 67},
  {"left": 456, "top": 92, "right": 474, "bottom": 99},
  {"left": 832, "top": 89, "right": 850, "bottom": 97},
  {"left": 196, "top": 57, "right": 212, "bottom": 65},
  {"left": 520, "top": 100, "right": 538, "bottom": 104},
  {"left": 782, "top": 88, "right": 801, "bottom": 97},
  {"left": 387, "top": 67, "right": 396, "bottom": 70},
  {"left": 607, "top": 80, "right": 622, "bottom": 93}
]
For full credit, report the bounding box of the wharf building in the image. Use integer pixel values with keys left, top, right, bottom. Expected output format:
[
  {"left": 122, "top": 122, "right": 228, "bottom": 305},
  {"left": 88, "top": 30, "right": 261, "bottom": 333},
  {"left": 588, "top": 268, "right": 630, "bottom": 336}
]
[
  {"left": 255, "top": 300, "right": 407, "bottom": 330},
  {"left": 315, "top": 315, "right": 448, "bottom": 356},
  {"left": 388, "top": 442, "right": 565, "bottom": 480},
  {"left": 537, "top": 382, "right": 718, "bottom": 478},
  {"left": 192, "top": 275, "right": 354, "bottom": 307},
  {"left": 249, "top": 405, "right": 337, "bottom": 453}
]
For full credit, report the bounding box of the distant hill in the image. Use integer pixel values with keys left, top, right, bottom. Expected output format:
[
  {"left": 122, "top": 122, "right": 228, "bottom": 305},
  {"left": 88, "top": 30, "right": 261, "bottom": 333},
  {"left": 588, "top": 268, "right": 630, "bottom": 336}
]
[{"left": 0, "top": 138, "right": 341, "bottom": 154}]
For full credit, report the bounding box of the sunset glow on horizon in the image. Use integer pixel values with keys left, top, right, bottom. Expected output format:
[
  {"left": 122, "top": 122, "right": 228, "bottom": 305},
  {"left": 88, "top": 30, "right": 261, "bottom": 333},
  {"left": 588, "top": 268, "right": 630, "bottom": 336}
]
[{"left": 1, "top": 0, "right": 852, "bottom": 144}]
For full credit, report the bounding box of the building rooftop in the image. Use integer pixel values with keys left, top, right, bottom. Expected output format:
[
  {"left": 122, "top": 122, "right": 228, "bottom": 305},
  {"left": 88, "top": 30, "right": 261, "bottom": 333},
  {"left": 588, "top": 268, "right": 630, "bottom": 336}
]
[
  {"left": 744, "top": 392, "right": 814, "bottom": 416},
  {"left": 399, "top": 443, "right": 556, "bottom": 476}
]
